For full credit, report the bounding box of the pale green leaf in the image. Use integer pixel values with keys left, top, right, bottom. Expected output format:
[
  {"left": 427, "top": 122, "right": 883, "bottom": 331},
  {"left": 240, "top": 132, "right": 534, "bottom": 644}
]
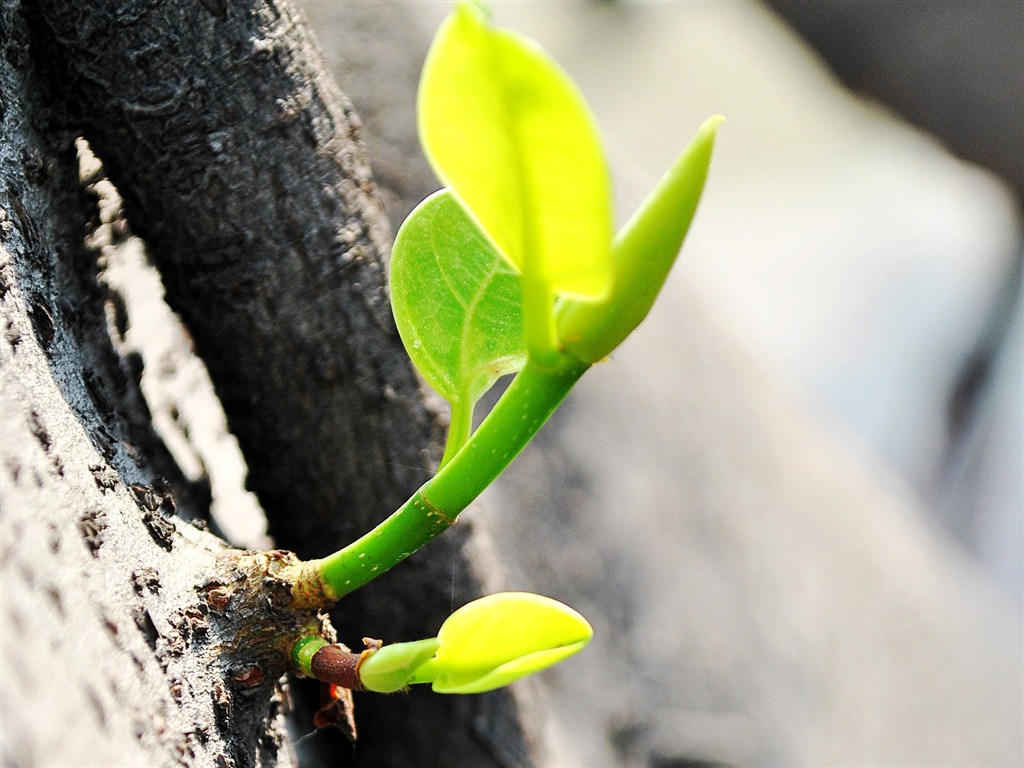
[
  {"left": 390, "top": 189, "right": 526, "bottom": 409},
  {"left": 358, "top": 638, "right": 440, "bottom": 694}
]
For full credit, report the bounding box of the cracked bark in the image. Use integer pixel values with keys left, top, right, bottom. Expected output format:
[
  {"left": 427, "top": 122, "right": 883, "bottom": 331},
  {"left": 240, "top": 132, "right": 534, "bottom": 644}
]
[
  {"left": 3, "top": 1, "right": 534, "bottom": 765},
  {"left": 2, "top": 7, "right": 293, "bottom": 765}
]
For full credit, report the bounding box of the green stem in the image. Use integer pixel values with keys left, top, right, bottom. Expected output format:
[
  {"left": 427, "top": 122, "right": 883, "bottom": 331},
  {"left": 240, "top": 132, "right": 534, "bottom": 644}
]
[
  {"left": 313, "top": 355, "right": 589, "bottom": 600},
  {"left": 426, "top": 355, "right": 587, "bottom": 511},
  {"left": 293, "top": 634, "right": 329, "bottom": 677},
  {"left": 439, "top": 396, "right": 473, "bottom": 469},
  {"left": 523, "top": 279, "right": 562, "bottom": 369}
]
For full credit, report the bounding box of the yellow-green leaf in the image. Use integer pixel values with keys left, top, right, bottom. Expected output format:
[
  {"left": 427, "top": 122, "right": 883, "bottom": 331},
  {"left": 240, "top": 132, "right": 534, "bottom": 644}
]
[
  {"left": 358, "top": 638, "right": 440, "bottom": 694},
  {"left": 558, "top": 115, "right": 723, "bottom": 363},
  {"left": 410, "top": 592, "right": 593, "bottom": 694},
  {"left": 418, "top": 2, "right": 612, "bottom": 303}
]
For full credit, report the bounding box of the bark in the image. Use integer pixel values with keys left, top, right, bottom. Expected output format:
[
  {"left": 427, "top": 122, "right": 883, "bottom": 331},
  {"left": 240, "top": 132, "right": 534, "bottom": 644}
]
[
  {"left": 29, "top": 0, "right": 434, "bottom": 561},
  {"left": 3, "top": 0, "right": 534, "bottom": 765},
  {"left": 1, "top": 6, "right": 292, "bottom": 765}
]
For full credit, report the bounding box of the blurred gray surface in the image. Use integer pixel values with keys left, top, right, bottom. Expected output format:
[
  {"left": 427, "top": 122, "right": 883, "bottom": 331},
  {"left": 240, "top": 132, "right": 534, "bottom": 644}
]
[
  {"left": 445, "top": 0, "right": 1022, "bottom": 602},
  {"left": 764, "top": 0, "right": 1024, "bottom": 199},
  {"left": 483, "top": 277, "right": 1022, "bottom": 766}
]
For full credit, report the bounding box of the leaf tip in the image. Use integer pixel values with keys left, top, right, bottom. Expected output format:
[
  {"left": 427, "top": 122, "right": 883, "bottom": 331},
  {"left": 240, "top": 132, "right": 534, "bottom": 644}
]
[{"left": 461, "top": 0, "right": 492, "bottom": 23}]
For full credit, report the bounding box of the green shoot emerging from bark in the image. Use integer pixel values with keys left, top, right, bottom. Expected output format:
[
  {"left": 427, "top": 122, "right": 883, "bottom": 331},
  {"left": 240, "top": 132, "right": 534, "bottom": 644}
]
[
  {"left": 295, "top": 594, "right": 592, "bottom": 695},
  {"left": 292, "top": 1, "right": 720, "bottom": 698}
]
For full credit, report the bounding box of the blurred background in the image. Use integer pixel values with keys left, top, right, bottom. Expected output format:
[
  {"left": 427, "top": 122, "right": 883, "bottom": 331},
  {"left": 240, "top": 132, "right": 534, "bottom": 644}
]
[{"left": 284, "top": 1, "right": 1022, "bottom": 765}]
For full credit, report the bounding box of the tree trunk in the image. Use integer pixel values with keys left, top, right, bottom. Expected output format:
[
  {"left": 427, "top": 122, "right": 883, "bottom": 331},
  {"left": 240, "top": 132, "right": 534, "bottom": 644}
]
[
  {"left": 2, "top": 1, "right": 534, "bottom": 765},
  {"left": 2, "top": 7, "right": 291, "bottom": 765}
]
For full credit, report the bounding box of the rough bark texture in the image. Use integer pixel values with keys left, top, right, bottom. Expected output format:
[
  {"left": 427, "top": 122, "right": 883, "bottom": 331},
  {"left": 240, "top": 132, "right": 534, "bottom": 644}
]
[
  {"left": 1, "top": 6, "right": 294, "bottom": 765},
  {"left": 297, "top": 2, "right": 443, "bottom": 236},
  {"left": 30, "top": 0, "right": 435, "bottom": 563},
  {"left": 3, "top": 1, "right": 534, "bottom": 766}
]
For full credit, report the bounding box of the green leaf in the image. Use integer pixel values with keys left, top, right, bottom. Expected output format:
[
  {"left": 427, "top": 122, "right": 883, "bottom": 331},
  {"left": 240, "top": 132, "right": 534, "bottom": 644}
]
[
  {"left": 557, "top": 115, "right": 724, "bottom": 363},
  {"left": 409, "top": 591, "right": 593, "bottom": 694},
  {"left": 390, "top": 188, "right": 526, "bottom": 412},
  {"left": 418, "top": 2, "right": 613, "bottom": 357}
]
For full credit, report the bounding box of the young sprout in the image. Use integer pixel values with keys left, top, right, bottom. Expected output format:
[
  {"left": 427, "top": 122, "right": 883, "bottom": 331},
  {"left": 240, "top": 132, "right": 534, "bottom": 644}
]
[
  {"left": 296, "top": 594, "right": 593, "bottom": 695},
  {"left": 300, "top": 0, "right": 720, "bottom": 607},
  {"left": 289, "top": 0, "right": 720, "bottom": 712}
]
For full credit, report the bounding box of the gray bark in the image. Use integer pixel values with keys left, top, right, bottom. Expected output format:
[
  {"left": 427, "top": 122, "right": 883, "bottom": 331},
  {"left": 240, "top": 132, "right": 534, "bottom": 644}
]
[
  {"left": 2, "top": 6, "right": 292, "bottom": 765},
  {"left": 3, "top": 1, "right": 533, "bottom": 765}
]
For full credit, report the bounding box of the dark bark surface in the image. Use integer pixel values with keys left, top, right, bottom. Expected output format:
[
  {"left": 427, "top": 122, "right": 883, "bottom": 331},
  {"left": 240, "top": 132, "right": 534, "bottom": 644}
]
[
  {"left": 4, "top": 1, "right": 534, "bottom": 765},
  {"left": 2, "top": 6, "right": 292, "bottom": 765},
  {"left": 30, "top": 0, "right": 436, "bottom": 562}
]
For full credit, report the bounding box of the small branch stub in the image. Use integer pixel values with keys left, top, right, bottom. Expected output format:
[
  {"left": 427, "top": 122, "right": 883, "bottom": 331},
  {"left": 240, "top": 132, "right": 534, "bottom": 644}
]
[{"left": 309, "top": 644, "right": 364, "bottom": 691}]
